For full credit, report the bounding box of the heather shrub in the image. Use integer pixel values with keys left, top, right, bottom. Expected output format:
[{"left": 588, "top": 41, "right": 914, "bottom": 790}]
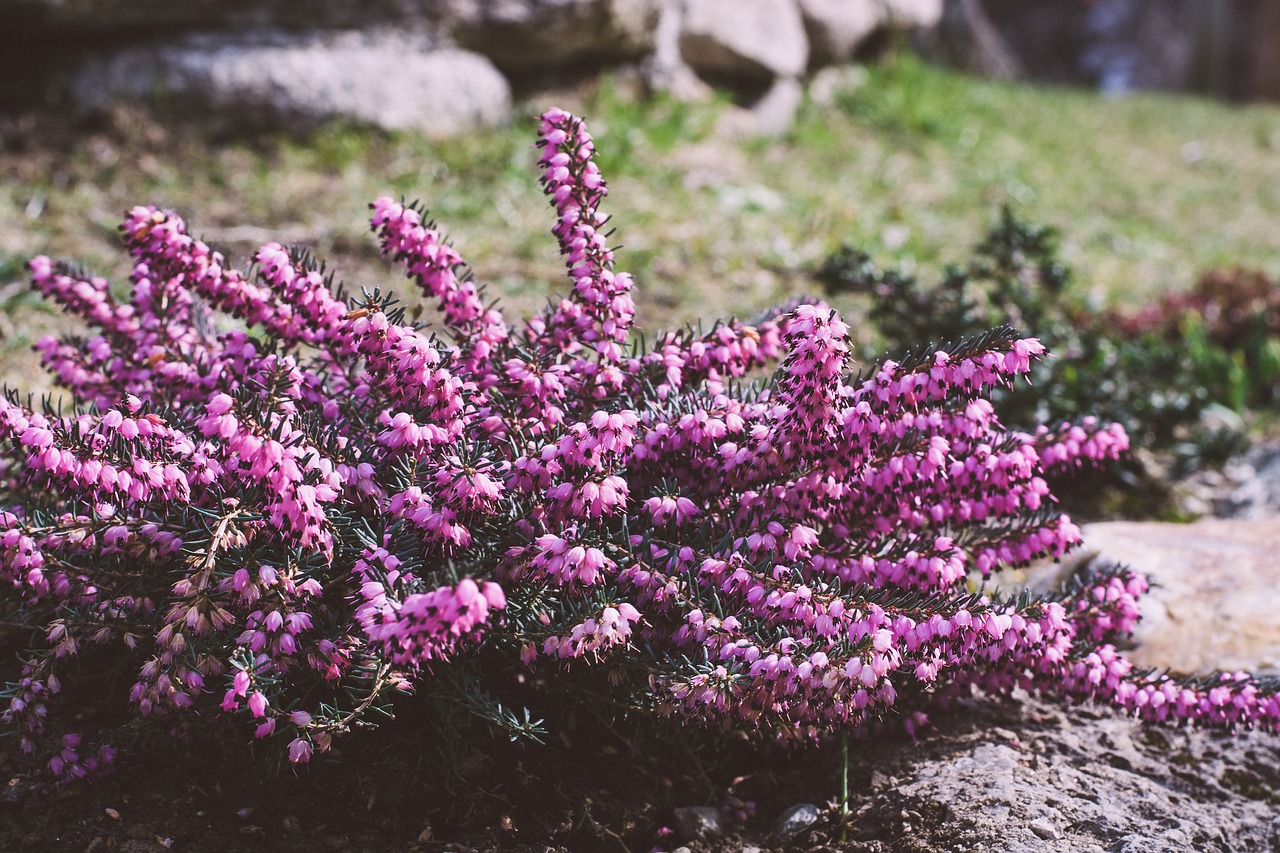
[{"left": 5, "top": 110, "right": 1279, "bottom": 784}]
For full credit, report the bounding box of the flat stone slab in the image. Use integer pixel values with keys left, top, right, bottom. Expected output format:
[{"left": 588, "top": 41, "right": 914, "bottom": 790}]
[
  {"left": 1012, "top": 518, "right": 1280, "bottom": 677},
  {"left": 837, "top": 692, "right": 1280, "bottom": 852},
  {"left": 72, "top": 31, "right": 511, "bottom": 137},
  {"left": 1086, "top": 518, "right": 1280, "bottom": 676}
]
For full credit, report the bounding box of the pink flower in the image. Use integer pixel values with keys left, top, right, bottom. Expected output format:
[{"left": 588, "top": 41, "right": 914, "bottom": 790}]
[
  {"left": 288, "top": 738, "right": 313, "bottom": 764},
  {"left": 11, "top": 104, "right": 1276, "bottom": 788}
]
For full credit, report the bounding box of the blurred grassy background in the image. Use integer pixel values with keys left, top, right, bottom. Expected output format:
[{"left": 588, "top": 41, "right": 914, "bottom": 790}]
[{"left": 1, "top": 54, "right": 1278, "bottom": 394}]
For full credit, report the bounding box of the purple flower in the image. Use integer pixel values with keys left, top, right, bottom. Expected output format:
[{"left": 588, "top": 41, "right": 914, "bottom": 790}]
[
  {"left": 288, "top": 738, "right": 313, "bottom": 764},
  {"left": 4, "top": 106, "right": 1274, "bottom": 785}
]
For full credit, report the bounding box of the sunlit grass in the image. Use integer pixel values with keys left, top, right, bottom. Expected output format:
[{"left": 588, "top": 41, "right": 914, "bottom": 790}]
[{"left": 2, "top": 54, "right": 1279, "bottom": 391}]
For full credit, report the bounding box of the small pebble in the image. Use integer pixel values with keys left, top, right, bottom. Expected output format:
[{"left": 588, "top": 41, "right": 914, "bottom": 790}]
[
  {"left": 672, "top": 806, "right": 724, "bottom": 841},
  {"left": 1029, "top": 818, "right": 1060, "bottom": 840},
  {"left": 772, "top": 802, "right": 821, "bottom": 836},
  {"left": 282, "top": 815, "right": 302, "bottom": 834}
]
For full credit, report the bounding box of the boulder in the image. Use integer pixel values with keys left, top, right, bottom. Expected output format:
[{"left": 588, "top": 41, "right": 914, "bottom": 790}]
[
  {"left": 878, "top": 0, "right": 943, "bottom": 30},
  {"left": 681, "top": 77, "right": 802, "bottom": 140},
  {"left": 848, "top": 692, "right": 1280, "bottom": 851},
  {"left": 445, "top": 0, "right": 662, "bottom": 74},
  {"left": 678, "top": 0, "right": 809, "bottom": 82},
  {"left": 797, "top": 0, "right": 879, "bottom": 67},
  {"left": 1012, "top": 518, "right": 1280, "bottom": 677},
  {"left": 1, "top": 0, "right": 448, "bottom": 33},
  {"left": 1085, "top": 519, "right": 1280, "bottom": 676},
  {"left": 71, "top": 31, "right": 512, "bottom": 137},
  {"left": 1218, "top": 440, "right": 1280, "bottom": 519},
  {"left": 747, "top": 76, "right": 804, "bottom": 136}
]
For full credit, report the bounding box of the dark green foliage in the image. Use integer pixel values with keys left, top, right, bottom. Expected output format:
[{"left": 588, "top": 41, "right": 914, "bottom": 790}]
[
  {"left": 815, "top": 208, "right": 1263, "bottom": 494},
  {"left": 1114, "top": 267, "right": 1280, "bottom": 411}
]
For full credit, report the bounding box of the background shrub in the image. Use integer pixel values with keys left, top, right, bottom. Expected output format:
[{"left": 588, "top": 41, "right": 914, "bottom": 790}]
[{"left": 815, "top": 209, "right": 1267, "bottom": 498}]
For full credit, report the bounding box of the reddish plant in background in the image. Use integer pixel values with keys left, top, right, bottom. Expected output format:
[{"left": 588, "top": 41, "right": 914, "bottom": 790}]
[{"left": 2, "top": 109, "right": 1272, "bottom": 784}]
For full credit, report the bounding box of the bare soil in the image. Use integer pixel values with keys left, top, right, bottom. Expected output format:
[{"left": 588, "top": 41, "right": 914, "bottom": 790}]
[{"left": 6, "top": 688, "right": 1279, "bottom": 853}]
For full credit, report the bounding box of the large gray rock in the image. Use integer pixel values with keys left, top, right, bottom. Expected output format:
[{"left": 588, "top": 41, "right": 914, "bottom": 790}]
[
  {"left": 844, "top": 692, "right": 1280, "bottom": 851},
  {"left": 878, "top": 0, "right": 943, "bottom": 29},
  {"left": 1010, "top": 518, "right": 1280, "bottom": 677},
  {"left": 1083, "top": 519, "right": 1280, "bottom": 676},
  {"left": 745, "top": 76, "right": 804, "bottom": 135},
  {"left": 71, "top": 31, "right": 512, "bottom": 137},
  {"left": 1217, "top": 440, "right": 1280, "bottom": 519},
  {"left": 797, "top": 0, "right": 879, "bottom": 66},
  {"left": 678, "top": 0, "right": 810, "bottom": 81},
  {"left": 2, "top": 0, "right": 448, "bottom": 33},
  {"left": 445, "top": 0, "right": 662, "bottom": 73}
]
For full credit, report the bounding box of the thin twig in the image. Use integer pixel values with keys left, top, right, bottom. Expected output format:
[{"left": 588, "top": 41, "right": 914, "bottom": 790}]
[{"left": 333, "top": 663, "right": 395, "bottom": 732}]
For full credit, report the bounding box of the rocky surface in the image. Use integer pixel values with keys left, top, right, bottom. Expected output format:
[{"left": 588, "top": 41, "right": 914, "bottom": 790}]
[
  {"left": 932, "top": 498, "right": 1280, "bottom": 851},
  {"left": 72, "top": 31, "right": 512, "bottom": 137},
  {"left": 1084, "top": 518, "right": 1280, "bottom": 676},
  {"left": 677, "top": 0, "right": 810, "bottom": 82},
  {"left": 647, "top": 691, "right": 1280, "bottom": 851},
  {"left": 771, "top": 802, "right": 821, "bottom": 837},
  {"left": 1006, "top": 517, "right": 1280, "bottom": 677},
  {"left": 5, "top": 688, "right": 1279, "bottom": 852},
  {"left": 1217, "top": 440, "right": 1280, "bottom": 520},
  {"left": 445, "top": 0, "right": 662, "bottom": 75},
  {"left": 798, "top": 0, "right": 881, "bottom": 67},
  {"left": 5, "top": 0, "right": 945, "bottom": 134},
  {"left": 828, "top": 692, "right": 1280, "bottom": 852}
]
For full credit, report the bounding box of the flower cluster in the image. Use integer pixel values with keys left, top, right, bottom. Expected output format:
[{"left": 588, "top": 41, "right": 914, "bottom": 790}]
[{"left": 3, "top": 109, "right": 1277, "bottom": 782}]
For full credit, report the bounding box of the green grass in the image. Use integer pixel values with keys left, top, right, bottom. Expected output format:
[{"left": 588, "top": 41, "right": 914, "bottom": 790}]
[
  {"left": 2, "top": 54, "right": 1279, "bottom": 394},
  {"left": 805, "top": 55, "right": 1280, "bottom": 306}
]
